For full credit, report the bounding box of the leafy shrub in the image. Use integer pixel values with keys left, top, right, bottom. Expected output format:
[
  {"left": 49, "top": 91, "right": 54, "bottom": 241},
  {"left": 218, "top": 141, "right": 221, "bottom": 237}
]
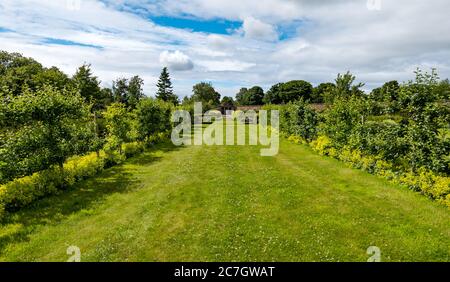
[
  {"left": 320, "top": 96, "right": 369, "bottom": 148},
  {"left": 104, "top": 103, "right": 133, "bottom": 154},
  {"left": 104, "top": 149, "right": 126, "bottom": 168},
  {"left": 277, "top": 69, "right": 450, "bottom": 208},
  {"left": 0, "top": 86, "right": 94, "bottom": 184},
  {"left": 0, "top": 141, "right": 152, "bottom": 220},
  {"left": 309, "top": 135, "right": 449, "bottom": 206},
  {"left": 443, "top": 194, "right": 450, "bottom": 208},
  {"left": 275, "top": 100, "right": 319, "bottom": 141},
  {"left": 123, "top": 142, "right": 145, "bottom": 158},
  {"left": 311, "top": 135, "right": 333, "bottom": 156},
  {"left": 135, "top": 98, "right": 173, "bottom": 142},
  {"left": 287, "top": 135, "right": 305, "bottom": 144},
  {"left": 0, "top": 185, "right": 8, "bottom": 219},
  {"left": 348, "top": 120, "right": 407, "bottom": 164},
  {"left": 399, "top": 168, "right": 450, "bottom": 200},
  {"left": 0, "top": 168, "right": 61, "bottom": 211},
  {"left": 63, "top": 152, "right": 105, "bottom": 186}
]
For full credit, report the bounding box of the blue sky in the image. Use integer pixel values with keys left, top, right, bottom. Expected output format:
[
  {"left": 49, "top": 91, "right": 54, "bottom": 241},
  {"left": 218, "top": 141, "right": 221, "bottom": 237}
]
[
  {"left": 1, "top": 0, "right": 449, "bottom": 97},
  {"left": 0, "top": 27, "right": 13, "bottom": 33},
  {"left": 150, "top": 17, "right": 242, "bottom": 35},
  {"left": 41, "top": 38, "right": 104, "bottom": 49}
]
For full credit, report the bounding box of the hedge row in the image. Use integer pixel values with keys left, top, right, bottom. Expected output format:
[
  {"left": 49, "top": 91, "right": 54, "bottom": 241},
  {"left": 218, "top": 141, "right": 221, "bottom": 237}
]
[
  {"left": 267, "top": 79, "right": 450, "bottom": 209},
  {"left": 286, "top": 135, "right": 450, "bottom": 208},
  {"left": 0, "top": 137, "right": 168, "bottom": 220}
]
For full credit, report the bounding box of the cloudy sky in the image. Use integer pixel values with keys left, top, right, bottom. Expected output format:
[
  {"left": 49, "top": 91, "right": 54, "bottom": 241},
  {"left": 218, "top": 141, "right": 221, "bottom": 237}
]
[{"left": 1, "top": 0, "right": 449, "bottom": 98}]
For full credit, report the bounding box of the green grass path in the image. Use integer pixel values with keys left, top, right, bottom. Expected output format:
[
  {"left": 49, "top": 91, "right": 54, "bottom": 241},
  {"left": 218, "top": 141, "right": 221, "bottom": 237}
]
[{"left": 0, "top": 139, "right": 449, "bottom": 261}]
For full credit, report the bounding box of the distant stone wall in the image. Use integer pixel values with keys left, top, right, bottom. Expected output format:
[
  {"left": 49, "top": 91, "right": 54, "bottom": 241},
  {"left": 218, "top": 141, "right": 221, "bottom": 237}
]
[
  {"left": 309, "top": 103, "right": 327, "bottom": 112},
  {"left": 236, "top": 105, "right": 263, "bottom": 111},
  {"left": 236, "top": 104, "right": 327, "bottom": 112}
]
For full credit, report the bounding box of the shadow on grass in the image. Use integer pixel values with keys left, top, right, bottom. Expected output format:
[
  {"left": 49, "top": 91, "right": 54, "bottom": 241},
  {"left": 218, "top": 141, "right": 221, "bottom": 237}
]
[{"left": 0, "top": 141, "right": 182, "bottom": 252}]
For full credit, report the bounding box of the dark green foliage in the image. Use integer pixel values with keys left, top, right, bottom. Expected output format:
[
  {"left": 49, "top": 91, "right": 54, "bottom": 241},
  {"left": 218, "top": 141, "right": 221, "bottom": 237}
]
[
  {"left": 0, "top": 86, "right": 93, "bottom": 182},
  {"left": 370, "top": 80, "right": 400, "bottom": 103},
  {"left": 33, "top": 67, "right": 71, "bottom": 91},
  {"left": 319, "top": 69, "right": 450, "bottom": 174},
  {"left": 221, "top": 96, "right": 235, "bottom": 105},
  {"left": 263, "top": 83, "right": 283, "bottom": 104},
  {"left": 156, "top": 67, "right": 179, "bottom": 105},
  {"left": 264, "top": 80, "right": 313, "bottom": 104},
  {"left": 324, "top": 71, "right": 364, "bottom": 103},
  {"left": 348, "top": 120, "right": 407, "bottom": 163},
  {"left": 235, "top": 86, "right": 264, "bottom": 105},
  {"left": 278, "top": 100, "right": 319, "bottom": 142},
  {"left": 72, "top": 64, "right": 104, "bottom": 111},
  {"left": 112, "top": 76, "right": 144, "bottom": 109},
  {"left": 321, "top": 96, "right": 370, "bottom": 148},
  {"left": 191, "top": 82, "right": 221, "bottom": 106},
  {"left": 235, "top": 88, "right": 248, "bottom": 105},
  {"left": 435, "top": 79, "right": 450, "bottom": 100},
  {"left": 112, "top": 78, "right": 128, "bottom": 104},
  {"left": 135, "top": 98, "right": 172, "bottom": 142},
  {"left": 127, "top": 76, "right": 145, "bottom": 109},
  {"left": 312, "top": 82, "right": 335, "bottom": 103},
  {"left": 103, "top": 102, "right": 132, "bottom": 153},
  {"left": 99, "top": 88, "right": 114, "bottom": 109},
  {"left": 0, "top": 51, "right": 69, "bottom": 96}
]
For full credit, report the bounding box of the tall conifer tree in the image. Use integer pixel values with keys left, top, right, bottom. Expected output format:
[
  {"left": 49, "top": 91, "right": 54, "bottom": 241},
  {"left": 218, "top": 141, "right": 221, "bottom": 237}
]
[{"left": 156, "top": 67, "right": 178, "bottom": 105}]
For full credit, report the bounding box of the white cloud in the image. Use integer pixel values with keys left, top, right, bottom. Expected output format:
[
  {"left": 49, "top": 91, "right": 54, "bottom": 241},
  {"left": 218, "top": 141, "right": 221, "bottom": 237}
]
[
  {"left": 207, "top": 34, "right": 232, "bottom": 50},
  {"left": 159, "top": 50, "right": 194, "bottom": 71},
  {"left": 241, "top": 17, "right": 278, "bottom": 41},
  {"left": 197, "top": 60, "right": 255, "bottom": 72}
]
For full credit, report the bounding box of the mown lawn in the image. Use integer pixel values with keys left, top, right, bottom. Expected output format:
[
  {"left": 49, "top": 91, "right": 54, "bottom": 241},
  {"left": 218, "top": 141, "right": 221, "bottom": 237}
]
[{"left": 0, "top": 129, "right": 449, "bottom": 261}]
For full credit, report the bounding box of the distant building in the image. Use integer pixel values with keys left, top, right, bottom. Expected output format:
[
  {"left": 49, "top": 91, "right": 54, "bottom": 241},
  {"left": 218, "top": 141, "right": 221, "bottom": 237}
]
[
  {"left": 218, "top": 101, "right": 237, "bottom": 115},
  {"left": 236, "top": 105, "right": 263, "bottom": 112}
]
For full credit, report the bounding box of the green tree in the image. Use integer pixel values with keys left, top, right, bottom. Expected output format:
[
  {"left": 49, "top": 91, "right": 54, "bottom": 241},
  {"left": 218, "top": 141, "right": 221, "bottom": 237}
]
[
  {"left": 135, "top": 98, "right": 172, "bottom": 142},
  {"left": 264, "top": 81, "right": 313, "bottom": 104},
  {"left": 237, "top": 86, "right": 264, "bottom": 105},
  {"left": 156, "top": 67, "right": 179, "bottom": 105},
  {"left": 370, "top": 81, "right": 400, "bottom": 102},
  {"left": 33, "top": 66, "right": 70, "bottom": 91},
  {"left": 103, "top": 103, "right": 132, "bottom": 154},
  {"left": 321, "top": 96, "right": 370, "bottom": 148},
  {"left": 0, "top": 51, "right": 69, "bottom": 96},
  {"left": 263, "top": 83, "right": 283, "bottom": 104},
  {"left": 0, "top": 85, "right": 92, "bottom": 180},
  {"left": 221, "top": 96, "right": 235, "bottom": 105},
  {"left": 326, "top": 72, "right": 365, "bottom": 103},
  {"left": 112, "top": 78, "right": 129, "bottom": 105},
  {"left": 192, "top": 82, "right": 221, "bottom": 106},
  {"left": 112, "top": 76, "right": 145, "bottom": 109},
  {"left": 181, "top": 96, "right": 192, "bottom": 105},
  {"left": 72, "top": 64, "right": 102, "bottom": 110},
  {"left": 127, "top": 75, "right": 145, "bottom": 109},
  {"left": 282, "top": 100, "right": 319, "bottom": 141},
  {"left": 0, "top": 51, "right": 43, "bottom": 96},
  {"left": 312, "top": 83, "right": 335, "bottom": 103},
  {"left": 435, "top": 79, "right": 450, "bottom": 100},
  {"left": 99, "top": 88, "right": 114, "bottom": 106},
  {"left": 235, "top": 88, "right": 248, "bottom": 105},
  {"left": 280, "top": 80, "right": 313, "bottom": 103}
]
